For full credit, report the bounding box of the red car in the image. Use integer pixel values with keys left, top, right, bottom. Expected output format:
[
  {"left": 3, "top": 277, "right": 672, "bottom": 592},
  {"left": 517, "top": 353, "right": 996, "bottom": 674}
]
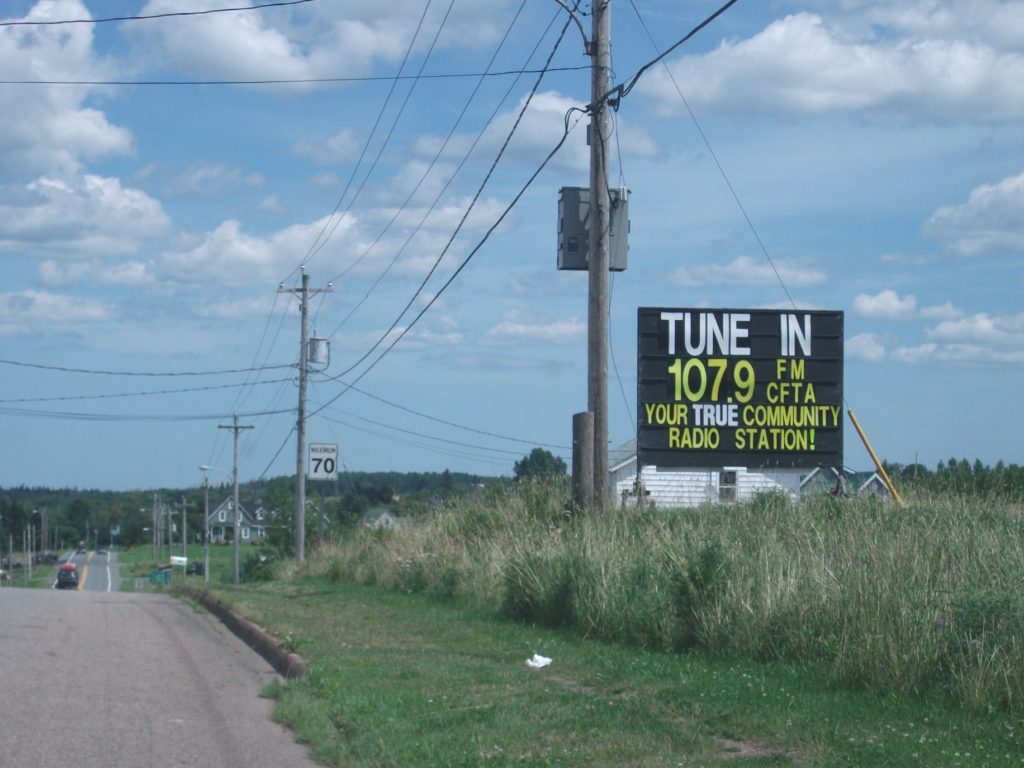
[{"left": 56, "top": 563, "right": 80, "bottom": 590}]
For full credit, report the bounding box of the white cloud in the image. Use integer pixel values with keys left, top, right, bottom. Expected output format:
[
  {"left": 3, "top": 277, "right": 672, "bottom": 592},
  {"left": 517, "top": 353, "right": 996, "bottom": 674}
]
[
  {"left": 867, "top": 1, "right": 1024, "bottom": 52},
  {"left": 257, "top": 195, "right": 286, "bottom": 215},
  {"left": 919, "top": 301, "right": 963, "bottom": 321},
  {"left": 295, "top": 130, "right": 360, "bottom": 165},
  {"left": 157, "top": 214, "right": 368, "bottom": 284},
  {"left": 923, "top": 172, "right": 1024, "bottom": 257},
  {"left": 130, "top": 1, "right": 517, "bottom": 92},
  {"left": 310, "top": 171, "right": 340, "bottom": 188},
  {"left": 846, "top": 332, "right": 886, "bottom": 362},
  {"left": 891, "top": 342, "right": 1024, "bottom": 364},
  {"left": 485, "top": 311, "right": 584, "bottom": 343},
  {"left": 167, "top": 163, "right": 266, "bottom": 198},
  {"left": 194, "top": 295, "right": 275, "bottom": 320},
  {"left": 926, "top": 312, "right": 1024, "bottom": 346},
  {"left": 853, "top": 289, "right": 917, "bottom": 319},
  {"left": 640, "top": 12, "right": 1024, "bottom": 122},
  {"left": 100, "top": 261, "right": 154, "bottom": 286},
  {"left": 412, "top": 91, "right": 656, "bottom": 176},
  {"left": 414, "top": 91, "right": 590, "bottom": 174},
  {"left": 0, "top": 289, "right": 110, "bottom": 323},
  {"left": 0, "top": 174, "right": 170, "bottom": 257},
  {"left": 38, "top": 258, "right": 154, "bottom": 286},
  {"left": 0, "top": 1, "right": 132, "bottom": 178},
  {"left": 669, "top": 255, "right": 826, "bottom": 287},
  {"left": 890, "top": 311, "right": 1024, "bottom": 364}
]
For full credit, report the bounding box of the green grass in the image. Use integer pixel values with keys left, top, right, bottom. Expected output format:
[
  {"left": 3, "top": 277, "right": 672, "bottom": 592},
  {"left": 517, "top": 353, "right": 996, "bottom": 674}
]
[
  {"left": 208, "top": 578, "right": 1023, "bottom": 767},
  {"left": 180, "top": 485, "right": 1024, "bottom": 764},
  {"left": 295, "top": 485, "right": 1024, "bottom": 713},
  {"left": 115, "top": 541, "right": 255, "bottom": 590}
]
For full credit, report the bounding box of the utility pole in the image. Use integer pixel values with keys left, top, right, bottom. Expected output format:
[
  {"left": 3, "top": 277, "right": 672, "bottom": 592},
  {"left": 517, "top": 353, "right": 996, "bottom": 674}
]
[
  {"left": 219, "top": 414, "right": 254, "bottom": 585},
  {"left": 278, "top": 269, "right": 332, "bottom": 563},
  {"left": 588, "top": 0, "right": 612, "bottom": 515}
]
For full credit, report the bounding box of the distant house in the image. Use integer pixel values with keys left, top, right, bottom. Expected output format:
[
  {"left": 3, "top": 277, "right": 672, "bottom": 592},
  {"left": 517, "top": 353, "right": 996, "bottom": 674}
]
[
  {"left": 800, "top": 467, "right": 891, "bottom": 498},
  {"left": 611, "top": 439, "right": 890, "bottom": 509},
  {"left": 359, "top": 506, "right": 411, "bottom": 530},
  {"left": 207, "top": 498, "right": 270, "bottom": 542}
]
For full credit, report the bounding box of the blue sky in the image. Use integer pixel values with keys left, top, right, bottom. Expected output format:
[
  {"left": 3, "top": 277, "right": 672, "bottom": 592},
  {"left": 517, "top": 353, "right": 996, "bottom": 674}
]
[{"left": 1, "top": 0, "right": 1021, "bottom": 491}]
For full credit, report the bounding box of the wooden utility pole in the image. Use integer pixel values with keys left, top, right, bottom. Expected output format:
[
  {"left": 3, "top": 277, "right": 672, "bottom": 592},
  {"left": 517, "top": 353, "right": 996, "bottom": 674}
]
[
  {"left": 219, "top": 414, "right": 253, "bottom": 585},
  {"left": 588, "top": 0, "right": 612, "bottom": 515},
  {"left": 278, "top": 269, "right": 332, "bottom": 562}
]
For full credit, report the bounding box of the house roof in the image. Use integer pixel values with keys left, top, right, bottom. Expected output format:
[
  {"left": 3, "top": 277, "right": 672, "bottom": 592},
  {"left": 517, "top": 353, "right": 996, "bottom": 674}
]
[
  {"left": 207, "top": 497, "right": 266, "bottom": 527},
  {"left": 608, "top": 438, "right": 638, "bottom": 472}
]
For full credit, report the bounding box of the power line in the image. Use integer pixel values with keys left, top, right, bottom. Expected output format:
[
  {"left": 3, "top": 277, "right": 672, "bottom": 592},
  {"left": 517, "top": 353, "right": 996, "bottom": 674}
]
[
  {"left": 317, "top": 415, "right": 517, "bottom": 470},
  {"left": 625, "top": 0, "right": 795, "bottom": 309},
  {"left": 318, "top": 13, "right": 578, "bottom": 393},
  {"left": 0, "top": 66, "right": 589, "bottom": 87},
  {"left": 319, "top": 408, "right": 526, "bottom": 457},
  {"left": 611, "top": 0, "right": 741, "bottom": 106},
  {"left": 318, "top": 0, "right": 539, "bottom": 329},
  {"left": 0, "top": 358, "right": 293, "bottom": 377},
  {"left": 0, "top": 405, "right": 290, "bottom": 423},
  {"left": 312, "top": 374, "right": 570, "bottom": 451},
  {"left": 302, "top": 0, "right": 461, "bottom": 275},
  {"left": 0, "top": 0, "right": 315, "bottom": 27},
  {"left": 0, "top": 377, "right": 293, "bottom": 404},
  {"left": 309, "top": 106, "right": 581, "bottom": 422}
]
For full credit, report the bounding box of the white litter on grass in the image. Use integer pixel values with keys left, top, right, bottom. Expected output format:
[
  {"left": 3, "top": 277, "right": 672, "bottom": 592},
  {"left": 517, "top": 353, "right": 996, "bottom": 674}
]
[{"left": 526, "top": 653, "right": 552, "bottom": 669}]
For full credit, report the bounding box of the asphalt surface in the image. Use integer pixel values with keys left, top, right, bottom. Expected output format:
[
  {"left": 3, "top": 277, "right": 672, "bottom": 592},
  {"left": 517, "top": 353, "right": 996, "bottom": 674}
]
[{"left": 0, "top": 579, "right": 317, "bottom": 768}]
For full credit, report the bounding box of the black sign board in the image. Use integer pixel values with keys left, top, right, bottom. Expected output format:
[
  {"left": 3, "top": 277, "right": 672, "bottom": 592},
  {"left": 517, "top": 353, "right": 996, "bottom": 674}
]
[{"left": 637, "top": 308, "right": 843, "bottom": 469}]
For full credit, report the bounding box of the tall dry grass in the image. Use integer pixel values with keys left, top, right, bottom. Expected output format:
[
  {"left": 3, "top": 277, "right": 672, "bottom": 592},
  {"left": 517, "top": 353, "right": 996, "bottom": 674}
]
[{"left": 296, "top": 480, "right": 1024, "bottom": 712}]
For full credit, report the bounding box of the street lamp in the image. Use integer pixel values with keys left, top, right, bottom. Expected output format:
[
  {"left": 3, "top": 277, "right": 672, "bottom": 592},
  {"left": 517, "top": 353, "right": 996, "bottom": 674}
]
[
  {"left": 29, "top": 510, "right": 40, "bottom": 581},
  {"left": 198, "top": 465, "right": 220, "bottom": 584}
]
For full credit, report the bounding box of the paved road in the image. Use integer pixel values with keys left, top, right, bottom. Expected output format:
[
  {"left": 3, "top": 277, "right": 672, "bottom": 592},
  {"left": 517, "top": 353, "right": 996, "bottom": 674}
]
[{"left": 0, "top": 587, "right": 317, "bottom": 768}]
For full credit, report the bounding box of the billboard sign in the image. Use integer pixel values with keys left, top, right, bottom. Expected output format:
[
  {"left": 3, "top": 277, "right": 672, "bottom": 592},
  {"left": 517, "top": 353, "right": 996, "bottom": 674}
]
[{"left": 637, "top": 308, "right": 843, "bottom": 469}]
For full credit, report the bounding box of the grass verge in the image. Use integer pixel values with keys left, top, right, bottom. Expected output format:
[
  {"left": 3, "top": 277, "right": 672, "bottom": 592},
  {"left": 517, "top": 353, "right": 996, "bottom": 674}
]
[{"left": 207, "top": 578, "right": 1023, "bottom": 767}]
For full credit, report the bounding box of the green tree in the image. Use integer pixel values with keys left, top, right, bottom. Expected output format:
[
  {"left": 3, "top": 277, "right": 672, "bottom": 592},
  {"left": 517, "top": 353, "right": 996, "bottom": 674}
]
[{"left": 514, "top": 448, "right": 567, "bottom": 481}]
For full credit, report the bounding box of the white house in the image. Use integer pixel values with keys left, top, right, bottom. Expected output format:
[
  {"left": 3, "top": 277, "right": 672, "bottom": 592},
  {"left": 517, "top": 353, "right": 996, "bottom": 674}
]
[
  {"left": 610, "top": 438, "right": 884, "bottom": 508},
  {"left": 206, "top": 498, "right": 270, "bottom": 542}
]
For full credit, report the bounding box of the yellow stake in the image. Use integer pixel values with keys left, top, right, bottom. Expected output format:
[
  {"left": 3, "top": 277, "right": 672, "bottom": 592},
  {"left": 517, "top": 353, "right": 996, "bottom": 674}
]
[{"left": 847, "top": 409, "right": 903, "bottom": 506}]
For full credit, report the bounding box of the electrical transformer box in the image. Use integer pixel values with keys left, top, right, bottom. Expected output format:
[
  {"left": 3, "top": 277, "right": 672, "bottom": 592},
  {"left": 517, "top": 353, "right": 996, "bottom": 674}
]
[{"left": 557, "top": 186, "right": 629, "bottom": 271}]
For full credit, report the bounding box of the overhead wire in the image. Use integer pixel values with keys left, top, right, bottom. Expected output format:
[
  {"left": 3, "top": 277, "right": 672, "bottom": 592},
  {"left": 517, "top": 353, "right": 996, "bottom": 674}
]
[
  {"left": 318, "top": 0, "right": 543, "bottom": 332},
  {"left": 253, "top": 0, "right": 449, "bottom": 473},
  {"left": 0, "top": 358, "right": 293, "bottom": 377},
  {"left": 624, "top": 0, "right": 794, "bottom": 308},
  {"left": 318, "top": 414, "right": 516, "bottom": 469},
  {"left": 309, "top": 104, "right": 584, "bottom": 422},
  {"left": 316, "top": 375, "right": 569, "bottom": 451},
  {"left": 0, "top": 0, "right": 315, "bottom": 27},
  {"left": 0, "top": 377, "right": 294, "bottom": 404},
  {"left": 287, "top": 0, "right": 443, "bottom": 281},
  {"left": 0, "top": 67, "right": 590, "bottom": 87},
  {"left": 0, "top": 404, "right": 291, "bottom": 423},
  {"left": 316, "top": 10, "right": 579, "bottom": 395}
]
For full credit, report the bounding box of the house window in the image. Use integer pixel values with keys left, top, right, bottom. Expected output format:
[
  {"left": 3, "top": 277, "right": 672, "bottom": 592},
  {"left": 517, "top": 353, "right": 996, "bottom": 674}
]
[
  {"left": 242, "top": 527, "right": 250, "bottom": 540},
  {"left": 218, "top": 509, "right": 226, "bottom": 522},
  {"left": 719, "top": 470, "right": 737, "bottom": 502}
]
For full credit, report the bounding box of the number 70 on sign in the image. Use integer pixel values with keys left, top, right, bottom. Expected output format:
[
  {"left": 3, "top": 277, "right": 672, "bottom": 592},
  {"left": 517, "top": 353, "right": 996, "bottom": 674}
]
[{"left": 308, "top": 443, "right": 338, "bottom": 480}]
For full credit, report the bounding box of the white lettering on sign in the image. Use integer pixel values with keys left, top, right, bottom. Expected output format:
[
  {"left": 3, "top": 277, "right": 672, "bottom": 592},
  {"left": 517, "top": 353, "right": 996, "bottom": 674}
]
[
  {"left": 779, "top": 313, "right": 812, "bottom": 356},
  {"left": 661, "top": 312, "right": 751, "bottom": 356}
]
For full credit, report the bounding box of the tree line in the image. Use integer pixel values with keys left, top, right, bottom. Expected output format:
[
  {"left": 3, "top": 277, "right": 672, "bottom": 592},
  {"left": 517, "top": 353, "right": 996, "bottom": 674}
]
[{"left": 883, "top": 457, "right": 1024, "bottom": 497}]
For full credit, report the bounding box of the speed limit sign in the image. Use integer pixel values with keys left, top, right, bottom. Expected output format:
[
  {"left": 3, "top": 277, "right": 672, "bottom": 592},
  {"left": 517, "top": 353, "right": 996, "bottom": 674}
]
[{"left": 308, "top": 443, "right": 338, "bottom": 480}]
